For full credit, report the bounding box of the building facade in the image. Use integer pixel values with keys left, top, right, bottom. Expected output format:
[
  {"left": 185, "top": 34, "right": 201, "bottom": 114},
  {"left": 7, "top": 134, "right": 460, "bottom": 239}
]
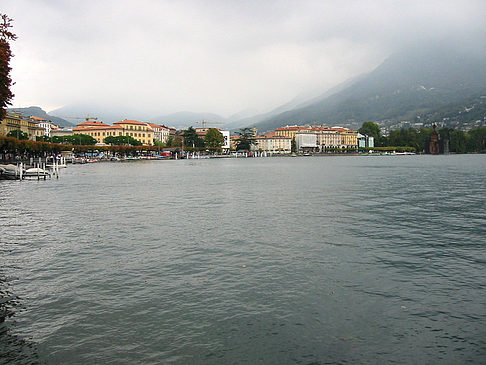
[
  {"left": 1, "top": 112, "right": 44, "bottom": 140},
  {"left": 251, "top": 135, "right": 292, "bottom": 154},
  {"left": 73, "top": 120, "right": 155, "bottom": 145},
  {"left": 112, "top": 120, "right": 154, "bottom": 145},
  {"left": 148, "top": 123, "right": 170, "bottom": 143}
]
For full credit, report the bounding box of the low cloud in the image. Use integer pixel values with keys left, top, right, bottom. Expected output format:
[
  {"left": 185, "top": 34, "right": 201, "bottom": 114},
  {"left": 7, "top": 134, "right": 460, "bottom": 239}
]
[{"left": 4, "top": 0, "right": 486, "bottom": 117}]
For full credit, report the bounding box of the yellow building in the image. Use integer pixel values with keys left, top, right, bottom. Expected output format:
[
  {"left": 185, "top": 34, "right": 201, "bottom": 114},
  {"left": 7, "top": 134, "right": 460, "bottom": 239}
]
[
  {"left": 113, "top": 120, "right": 154, "bottom": 146},
  {"left": 317, "top": 129, "right": 341, "bottom": 149},
  {"left": 339, "top": 129, "right": 358, "bottom": 148},
  {"left": 251, "top": 135, "right": 292, "bottom": 154},
  {"left": 73, "top": 120, "right": 155, "bottom": 145},
  {"left": 272, "top": 125, "right": 358, "bottom": 150},
  {"left": 274, "top": 126, "right": 314, "bottom": 139},
  {"left": 1, "top": 112, "right": 44, "bottom": 140},
  {"left": 73, "top": 121, "right": 124, "bottom": 144}
]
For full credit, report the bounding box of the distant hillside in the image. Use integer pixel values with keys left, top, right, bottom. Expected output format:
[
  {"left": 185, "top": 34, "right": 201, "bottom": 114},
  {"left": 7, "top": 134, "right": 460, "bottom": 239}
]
[
  {"left": 7, "top": 106, "right": 73, "bottom": 127},
  {"left": 252, "top": 43, "right": 486, "bottom": 132},
  {"left": 49, "top": 104, "right": 151, "bottom": 124},
  {"left": 227, "top": 73, "right": 367, "bottom": 132},
  {"left": 421, "top": 91, "right": 486, "bottom": 126}
]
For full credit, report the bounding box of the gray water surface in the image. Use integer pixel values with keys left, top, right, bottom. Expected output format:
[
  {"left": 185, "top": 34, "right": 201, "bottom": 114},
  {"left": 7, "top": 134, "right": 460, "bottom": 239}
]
[{"left": 1, "top": 155, "right": 486, "bottom": 364}]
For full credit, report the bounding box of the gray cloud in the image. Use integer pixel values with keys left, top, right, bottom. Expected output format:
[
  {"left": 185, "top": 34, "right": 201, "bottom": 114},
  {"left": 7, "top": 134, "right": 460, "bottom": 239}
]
[{"left": 3, "top": 0, "right": 486, "bottom": 117}]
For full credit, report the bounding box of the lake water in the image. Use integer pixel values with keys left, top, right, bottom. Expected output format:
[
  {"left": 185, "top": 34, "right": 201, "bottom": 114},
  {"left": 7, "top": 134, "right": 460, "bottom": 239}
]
[{"left": 1, "top": 155, "right": 486, "bottom": 364}]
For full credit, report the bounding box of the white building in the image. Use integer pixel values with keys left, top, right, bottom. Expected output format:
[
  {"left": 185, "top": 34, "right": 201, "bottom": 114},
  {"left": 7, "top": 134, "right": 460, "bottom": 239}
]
[
  {"left": 148, "top": 123, "right": 171, "bottom": 143},
  {"left": 296, "top": 133, "right": 318, "bottom": 152},
  {"left": 221, "top": 130, "right": 230, "bottom": 151},
  {"left": 357, "top": 133, "right": 375, "bottom": 148},
  {"left": 251, "top": 135, "right": 292, "bottom": 154}
]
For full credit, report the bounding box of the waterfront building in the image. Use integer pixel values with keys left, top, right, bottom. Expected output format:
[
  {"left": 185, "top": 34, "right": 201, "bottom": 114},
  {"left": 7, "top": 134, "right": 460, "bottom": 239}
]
[
  {"left": 221, "top": 130, "right": 230, "bottom": 151},
  {"left": 230, "top": 135, "right": 240, "bottom": 150},
  {"left": 30, "top": 116, "right": 58, "bottom": 137},
  {"left": 73, "top": 120, "right": 155, "bottom": 145},
  {"left": 148, "top": 123, "right": 170, "bottom": 143},
  {"left": 274, "top": 125, "right": 314, "bottom": 139},
  {"left": 73, "top": 122, "right": 124, "bottom": 144},
  {"left": 112, "top": 120, "right": 154, "bottom": 146},
  {"left": 51, "top": 128, "right": 74, "bottom": 137},
  {"left": 251, "top": 135, "right": 292, "bottom": 154},
  {"left": 296, "top": 133, "right": 318, "bottom": 152},
  {"left": 357, "top": 133, "right": 375, "bottom": 149},
  {"left": 1, "top": 112, "right": 44, "bottom": 140},
  {"left": 339, "top": 128, "right": 358, "bottom": 149},
  {"left": 317, "top": 129, "right": 341, "bottom": 151},
  {"left": 274, "top": 125, "right": 358, "bottom": 151}
]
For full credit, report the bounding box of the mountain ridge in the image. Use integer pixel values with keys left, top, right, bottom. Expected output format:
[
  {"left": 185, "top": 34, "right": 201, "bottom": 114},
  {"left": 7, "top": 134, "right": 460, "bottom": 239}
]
[
  {"left": 249, "top": 44, "right": 486, "bottom": 132},
  {"left": 7, "top": 106, "right": 73, "bottom": 127}
]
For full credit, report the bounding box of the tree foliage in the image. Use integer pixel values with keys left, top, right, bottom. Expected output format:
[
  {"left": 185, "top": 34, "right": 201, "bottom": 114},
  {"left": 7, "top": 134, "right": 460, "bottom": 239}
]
[
  {"left": 7, "top": 129, "right": 28, "bottom": 140},
  {"left": 0, "top": 14, "right": 17, "bottom": 120},
  {"left": 183, "top": 127, "right": 204, "bottom": 148},
  {"left": 359, "top": 122, "right": 383, "bottom": 146},
  {"left": 104, "top": 135, "right": 142, "bottom": 146},
  {"left": 170, "top": 135, "right": 183, "bottom": 147},
  {"left": 51, "top": 134, "right": 98, "bottom": 145},
  {"left": 381, "top": 126, "right": 486, "bottom": 153},
  {"left": 204, "top": 128, "right": 224, "bottom": 150},
  {"left": 236, "top": 127, "right": 255, "bottom": 151}
]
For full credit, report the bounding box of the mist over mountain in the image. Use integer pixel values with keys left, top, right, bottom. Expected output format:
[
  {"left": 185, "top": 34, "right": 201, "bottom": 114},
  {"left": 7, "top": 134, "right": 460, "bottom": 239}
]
[
  {"left": 250, "top": 43, "right": 486, "bottom": 132},
  {"left": 48, "top": 104, "right": 227, "bottom": 129},
  {"left": 40, "top": 42, "right": 486, "bottom": 133},
  {"left": 226, "top": 74, "right": 367, "bottom": 131},
  {"left": 49, "top": 103, "right": 153, "bottom": 125},
  {"left": 149, "top": 112, "right": 227, "bottom": 128},
  {"left": 7, "top": 106, "right": 73, "bottom": 127}
]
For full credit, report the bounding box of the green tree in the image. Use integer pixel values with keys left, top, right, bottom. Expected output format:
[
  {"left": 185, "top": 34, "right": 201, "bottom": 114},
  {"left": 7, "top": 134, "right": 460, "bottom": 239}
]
[
  {"left": 153, "top": 140, "right": 166, "bottom": 147},
  {"left": 36, "top": 135, "right": 51, "bottom": 142},
  {"left": 450, "top": 130, "right": 466, "bottom": 153},
  {"left": 466, "top": 127, "right": 486, "bottom": 152},
  {"left": 204, "top": 128, "right": 224, "bottom": 151},
  {"left": 236, "top": 127, "right": 255, "bottom": 151},
  {"left": 171, "top": 135, "right": 183, "bottom": 148},
  {"left": 291, "top": 137, "right": 297, "bottom": 153},
  {"left": 7, "top": 129, "right": 28, "bottom": 140},
  {"left": 51, "top": 134, "right": 97, "bottom": 145},
  {"left": 0, "top": 14, "right": 16, "bottom": 120},
  {"left": 104, "top": 135, "right": 142, "bottom": 146},
  {"left": 183, "top": 127, "right": 204, "bottom": 148},
  {"left": 358, "top": 122, "right": 381, "bottom": 144}
]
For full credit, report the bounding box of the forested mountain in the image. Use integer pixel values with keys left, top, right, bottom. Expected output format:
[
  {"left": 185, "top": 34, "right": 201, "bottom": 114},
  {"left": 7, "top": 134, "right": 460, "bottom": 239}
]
[
  {"left": 7, "top": 106, "right": 73, "bottom": 127},
  {"left": 420, "top": 91, "right": 486, "bottom": 127},
  {"left": 251, "top": 44, "right": 486, "bottom": 132}
]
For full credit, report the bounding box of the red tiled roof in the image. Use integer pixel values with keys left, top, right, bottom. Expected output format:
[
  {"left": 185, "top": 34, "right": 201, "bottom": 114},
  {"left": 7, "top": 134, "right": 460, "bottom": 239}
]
[
  {"left": 30, "top": 116, "right": 47, "bottom": 121},
  {"left": 77, "top": 121, "right": 110, "bottom": 127},
  {"left": 73, "top": 125, "right": 123, "bottom": 131},
  {"left": 113, "top": 120, "right": 147, "bottom": 126}
]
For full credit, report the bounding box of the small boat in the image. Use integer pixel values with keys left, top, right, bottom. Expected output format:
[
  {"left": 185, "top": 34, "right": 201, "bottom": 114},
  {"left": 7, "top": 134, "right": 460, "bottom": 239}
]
[
  {"left": 23, "top": 167, "right": 51, "bottom": 179},
  {"left": 0, "top": 164, "right": 20, "bottom": 180},
  {"left": 73, "top": 157, "right": 87, "bottom": 164}
]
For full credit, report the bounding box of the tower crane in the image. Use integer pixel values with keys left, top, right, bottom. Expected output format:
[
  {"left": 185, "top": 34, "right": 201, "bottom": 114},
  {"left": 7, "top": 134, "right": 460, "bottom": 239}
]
[
  {"left": 195, "top": 120, "right": 225, "bottom": 129},
  {"left": 56, "top": 116, "right": 98, "bottom": 123}
]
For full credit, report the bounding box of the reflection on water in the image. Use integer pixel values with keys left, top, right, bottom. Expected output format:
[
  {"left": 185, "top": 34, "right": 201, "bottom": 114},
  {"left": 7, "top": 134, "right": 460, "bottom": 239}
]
[{"left": 1, "top": 155, "right": 486, "bottom": 364}]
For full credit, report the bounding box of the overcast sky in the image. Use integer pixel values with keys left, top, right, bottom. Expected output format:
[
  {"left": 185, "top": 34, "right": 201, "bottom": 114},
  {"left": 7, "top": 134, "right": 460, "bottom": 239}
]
[{"left": 3, "top": 0, "right": 486, "bottom": 118}]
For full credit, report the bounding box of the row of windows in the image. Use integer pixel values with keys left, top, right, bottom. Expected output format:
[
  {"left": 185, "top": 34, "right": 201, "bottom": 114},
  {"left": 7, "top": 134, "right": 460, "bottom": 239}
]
[
  {"left": 84, "top": 131, "right": 154, "bottom": 138},
  {"left": 127, "top": 125, "right": 146, "bottom": 131}
]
